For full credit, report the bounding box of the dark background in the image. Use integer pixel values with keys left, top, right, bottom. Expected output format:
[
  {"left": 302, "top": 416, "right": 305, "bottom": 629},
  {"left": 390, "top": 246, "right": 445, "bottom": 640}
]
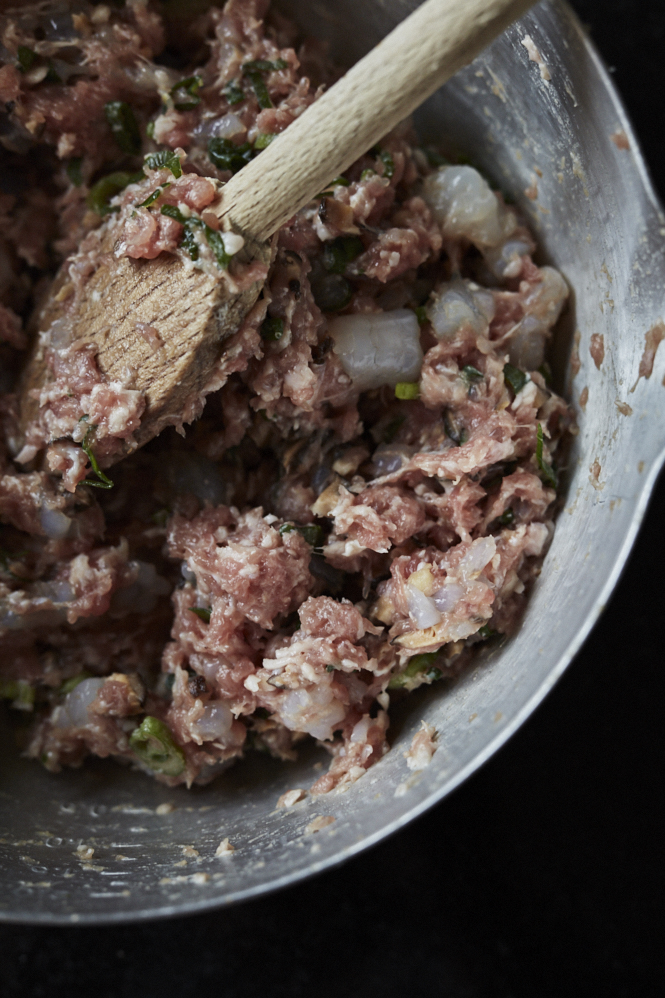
[{"left": 2, "top": 2, "right": 664, "bottom": 995}]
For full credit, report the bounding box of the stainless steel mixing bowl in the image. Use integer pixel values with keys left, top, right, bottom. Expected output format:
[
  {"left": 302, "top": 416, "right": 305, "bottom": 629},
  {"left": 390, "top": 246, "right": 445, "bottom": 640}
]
[{"left": 2, "top": 0, "right": 664, "bottom": 924}]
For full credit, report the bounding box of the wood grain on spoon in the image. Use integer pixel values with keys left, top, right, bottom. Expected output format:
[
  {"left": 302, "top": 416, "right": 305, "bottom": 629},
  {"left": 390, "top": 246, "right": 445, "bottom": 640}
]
[{"left": 19, "top": 0, "right": 534, "bottom": 458}]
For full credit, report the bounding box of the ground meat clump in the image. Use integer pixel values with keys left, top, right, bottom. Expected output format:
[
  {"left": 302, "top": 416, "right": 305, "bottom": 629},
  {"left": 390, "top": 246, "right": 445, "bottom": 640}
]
[{"left": 1, "top": 0, "right": 574, "bottom": 791}]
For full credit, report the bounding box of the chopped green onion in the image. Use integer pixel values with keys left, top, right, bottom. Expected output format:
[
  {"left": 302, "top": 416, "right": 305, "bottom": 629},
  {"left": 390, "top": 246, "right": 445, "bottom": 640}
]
[
  {"left": 181, "top": 224, "right": 200, "bottom": 261},
  {"left": 160, "top": 203, "right": 187, "bottom": 224},
  {"left": 395, "top": 382, "right": 420, "bottom": 400},
  {"left": 81, "top": 427, "right": 114, "bottom": 489},
  {"left": 360, "top": 168, "right": 375, "bottom": 181},
  {"left": 138, "top": 183, "right": 171, "bottom": 208},
  {"left": 503, "top": 363, "right": 528, "bottom": 395},
  {"left": 497, "top": 507, "right": 515, "bottom": 526},
  {"left": 297, "top": 524, "right": 324, "bottom": 549},
  {"left": 278, "top": 523, "right": 294, "bottom": 534},
  {"left": 208, "top": 136, "right": 254, "bottom": 173},
  {"left": 144, "top": 149, "right": 182, "bottom": 178},
  {"left": 225, "top": 81, "right": 245, "bottom": 105},
  {"left": 86, "top": 170, "right": 144, "bottom": 215},
  {"left": 388, "top": 653, "right": 442, "bottom": 689},
  {"left": 66, "top": 157, "right": 83, "bottom": 187},
  {"left": 129, "top": 716, "right": 186, "bottom": 777},
  {"left": 189, "top": 607, "right": 211, "bottom": 624},
  {"left": 253, "top": 132, "right": 275, "bottom": 150},
  {"left": 170, "top": 75, "right": 203, "bottom": 111},
  {"left": 535, "top": 422, "right": 557, "bottom": 488},
  {"left": 414, "top": 305, "right": 428, "bottom": 325},
  {"left": 16, "top": 46, "right": 37, "bottom": 72},
  {"left": 325, "top": 664, "right": 336, "bottom": 673},
  {"left": 376, "top": 148, "right": 395, "bottom": 179},
  {"left": 104, "top": 101, "right": 141, "bottom": 156},
  {"left": 461, "top": 364, "right": 484, "bottom": 384},
  {"left": 60, "top": 672, "right": 92, "bottom": 696},
  {"left": 205, "top": 226, "right": 232, "bottom": 269},
  {"left": 477, "top": 624, "right": 496, "bottom": 640},
  {"left": 242, "top": 67, "right": 272, "bottom": 109},
  {"left": 261, "top": 315, "right": 284, "bottom": 341},
  {"left": 322, "top": 236, "right": 364, "bottom": 275},
  {"left": 146, "top": 120, "right": 155, "bottom": 138}
]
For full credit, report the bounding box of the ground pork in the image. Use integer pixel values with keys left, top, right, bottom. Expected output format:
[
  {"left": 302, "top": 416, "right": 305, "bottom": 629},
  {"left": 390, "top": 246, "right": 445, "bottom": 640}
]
[{"left": 0, "top": 0, "right": 573, "bottom": 793}]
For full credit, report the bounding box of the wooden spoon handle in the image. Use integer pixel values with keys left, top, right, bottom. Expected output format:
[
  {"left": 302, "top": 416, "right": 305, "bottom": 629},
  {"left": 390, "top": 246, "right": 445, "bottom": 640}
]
[{"left": 220, "top": 0, "right": 534, "bottom": 241}]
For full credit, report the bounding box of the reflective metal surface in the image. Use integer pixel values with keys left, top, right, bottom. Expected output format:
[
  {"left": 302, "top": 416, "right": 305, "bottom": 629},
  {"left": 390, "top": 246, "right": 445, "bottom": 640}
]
[{"left": 2, "top": 0, "right": 664, "bottom": 924}]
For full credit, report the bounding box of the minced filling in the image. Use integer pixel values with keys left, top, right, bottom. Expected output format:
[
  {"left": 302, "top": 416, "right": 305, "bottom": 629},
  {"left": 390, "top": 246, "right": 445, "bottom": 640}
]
[{"left": 0, "top": 0, "right": 573, "bottom": 791}]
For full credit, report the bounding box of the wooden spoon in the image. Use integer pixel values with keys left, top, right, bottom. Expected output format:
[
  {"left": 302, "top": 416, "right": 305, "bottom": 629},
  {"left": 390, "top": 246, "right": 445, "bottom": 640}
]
[{"left": 19, "top": 0, "right": 534, "bottom": 460}]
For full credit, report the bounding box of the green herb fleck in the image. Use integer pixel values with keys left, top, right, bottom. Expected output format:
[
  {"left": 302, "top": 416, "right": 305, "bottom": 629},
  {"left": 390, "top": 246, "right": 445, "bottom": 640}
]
[
  {"left": 225, "top": 81, "right": 245, "bottom": 105},
  {"left": 278, "top": 523, "right": 294, "bottom": 535},
  {"left": 146, "top": 120, "right": 155, "bottom": 139},
  {"left": 261, "top": 315, "right": 284, "bottom": 341},
  {"left": 129, "top": 716, "right": 186, "bottom": 777},
  {"left": 171, "top": 75, "right": 203, "bottom": 111},
  {"left": 322, "top": 236, "right": 364, "bottom": 275},
  {"left": 360, "top": 168, "right": 376, "bottom": 181},
  {"left": 375, "top": 148, "right": 395, "bottom": 179},
  {"left": 138, "top": 182, "right": 171, "bottom": 208},
  {"left": 190, "top": 607, "right": 211, "bottom": 624},
  {"left": 253, "top": 132, "right": 276, "bottom": 150},
  {"left": 241, "top": 63, "right": 274, "bottom": 109},
  {"left": 160, "top": 203, "right": 188, "bottom": 224},
  {"left": 144, "top": 149, "right": 183, "bottom": 178},
  {"left": 414, "top": 305, "right": 428, "bottom": 326},
  {"left": 395, "top": 382, "right": 420, "bottom": 401},
  {"left": 503, "top": 363, "right": 528, "bottom": 395},
  {"left": 478, "top": 624, "right": 496, "bottom": 640},
  {"left": 242, "top": 59, "right": 288, "bottom": 73},
  {"left": 17, "top": 46, "right": 37, "bottom": 72},
  {"left": 87, "top": 170, "right": 144, "bottom": 215},
  {"left": 497, "top": 507, "right": 515, "bottom": 526},
  {"left": 208, "top": 136, "right": 253, "bottom": 173},
  {"left": 535, "top": 422, "right": 557, "bottom": 488},
  {"left": 388, "top": 653, "right": 442, "bottom": 689},
  {"left": 325, "top": 664, "right": 335, "bottom": 673},
  {"left": 80, "top": 427, "right": 114, "bottom": 489},
  {"left": 461, "top": 364, "right": 484, "bottom": 384},
  {"left": 104, "top": 101, "right": 141, "bottom": 156},
  {"left": 205, "top": 226, "right": 232, "bottom": 269}
]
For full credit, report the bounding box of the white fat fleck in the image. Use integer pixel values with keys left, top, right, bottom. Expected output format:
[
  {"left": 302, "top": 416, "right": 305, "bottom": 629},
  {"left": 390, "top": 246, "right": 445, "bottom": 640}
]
[
  {"left": 91, "top": 290, "right": 101, "bottom": 302},
  {"left": 244, "top": 675, "right": 260, "bottom": 692},
  {"left": 222, "top": 232, "right": 245, "bottom": 256}
]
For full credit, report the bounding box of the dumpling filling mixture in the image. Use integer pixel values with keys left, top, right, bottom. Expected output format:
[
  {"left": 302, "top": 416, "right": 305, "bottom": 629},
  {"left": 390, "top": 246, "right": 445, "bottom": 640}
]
[{"left": 0, "top": 0, "right": 573, "bottom": 790}]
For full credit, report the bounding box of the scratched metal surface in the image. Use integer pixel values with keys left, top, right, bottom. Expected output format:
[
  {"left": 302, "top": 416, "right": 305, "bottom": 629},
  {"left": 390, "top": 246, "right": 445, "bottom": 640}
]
[{"left": 1, "top": 0, "right": 664, "bottom": 923}]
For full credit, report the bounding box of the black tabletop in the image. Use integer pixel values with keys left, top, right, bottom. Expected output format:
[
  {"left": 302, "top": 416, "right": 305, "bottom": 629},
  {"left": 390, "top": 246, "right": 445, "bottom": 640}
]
[{"left": 2, "top": 2, "right": 664, "bottom": 995}]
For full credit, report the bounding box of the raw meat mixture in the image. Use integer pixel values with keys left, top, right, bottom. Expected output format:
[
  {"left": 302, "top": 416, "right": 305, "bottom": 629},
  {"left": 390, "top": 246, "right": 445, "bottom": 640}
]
[{"left": 0, "top": 0, "right": 573, "bottom": 790}]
